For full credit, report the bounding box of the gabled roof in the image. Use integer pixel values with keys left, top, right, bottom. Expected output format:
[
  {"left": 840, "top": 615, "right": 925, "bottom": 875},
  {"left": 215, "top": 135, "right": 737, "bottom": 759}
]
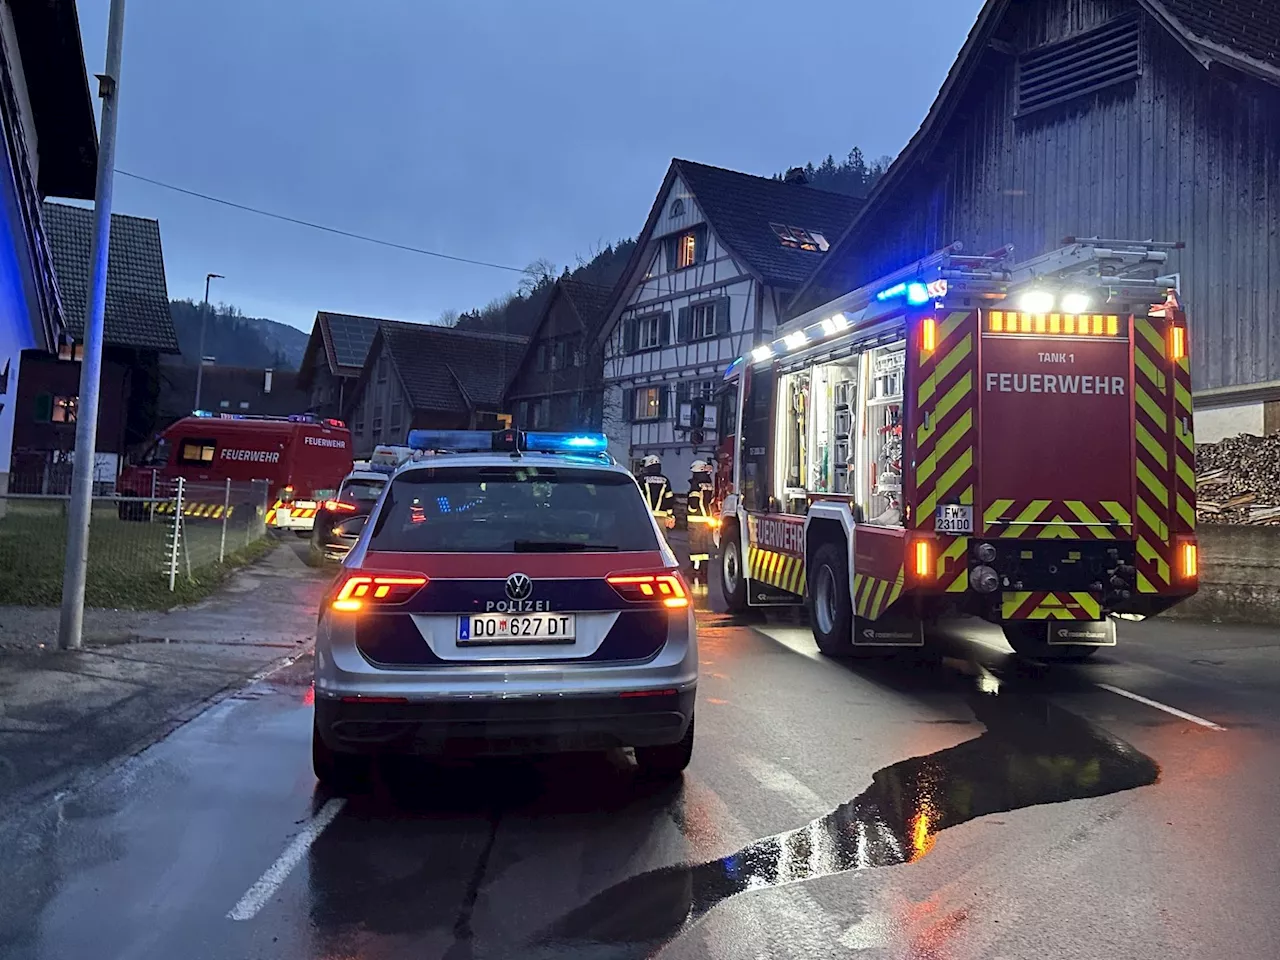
[
  {"left": 673, "top": 160, "right": 864, "bottom": 288},
  {"left": 42, "top": 201, "right": 178, "bottom": 352},
  {"left": 559, "top": 278, "right": 614, "bottom": 340},
  {"left": 297, "top": 311, "right": 387, "bottom": 390},
  {"left": 789, "top": 0, "right": 1280, "bottom": 317},
  {"left": 157, "top": 363, "right": 309, "bottom": 423},
  {"left": 371, "top": 322, "right": 528, "bottom": 414},
  {"left": 1150, "top": 0, "right": 1280, "bottom": 79}
]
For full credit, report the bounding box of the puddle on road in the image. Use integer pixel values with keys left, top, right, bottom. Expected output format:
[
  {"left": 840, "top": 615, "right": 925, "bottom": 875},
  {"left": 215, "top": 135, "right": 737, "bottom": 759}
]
[{"left": 532, "top": 681, "right": 1159, "bottom": 957}]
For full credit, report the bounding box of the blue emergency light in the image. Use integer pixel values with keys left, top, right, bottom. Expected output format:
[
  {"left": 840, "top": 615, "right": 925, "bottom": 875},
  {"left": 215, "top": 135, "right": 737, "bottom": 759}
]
[{"left": 406, "top": 429, "right": 609, "bottom": 456}]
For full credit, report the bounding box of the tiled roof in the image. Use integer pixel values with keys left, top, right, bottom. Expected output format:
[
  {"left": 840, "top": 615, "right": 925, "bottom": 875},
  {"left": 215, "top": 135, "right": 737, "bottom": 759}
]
[
  {"left": 158, "top": 363, "right": 308, "bottom": 423},
  {"left": 42, "top": 201, "right": 178, "bottom": 352},
  {"left": 380, "top": 323, "right": 527, "bottom": 413},
  {"left": 317, "top": 311, "right": 382, "bottom": 374},
  {"left": 558, "top": 278, "right": 614, "bottom": 339},
  {"left": 673, "top": 160, "right": 865, "bottom": 289},
  {"left": 1157, "top": 0, "right": 1280, "bottom": 71}
]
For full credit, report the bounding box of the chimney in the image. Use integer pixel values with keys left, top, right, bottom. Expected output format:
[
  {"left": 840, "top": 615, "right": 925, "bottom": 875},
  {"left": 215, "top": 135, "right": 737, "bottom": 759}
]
[
  {"left": 264, "top": 368, "right": 273, "bottom": 394},
  {"left": 783, "top": 167, "right": 809, "bottom": 185}
]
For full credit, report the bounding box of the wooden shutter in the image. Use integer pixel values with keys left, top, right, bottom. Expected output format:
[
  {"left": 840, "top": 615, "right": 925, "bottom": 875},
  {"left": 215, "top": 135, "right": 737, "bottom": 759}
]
[
  {"left": 694, "top": 225, "right": 709, "bottom": 264},
  {"left": 622, "top": 388, "right": 634, "bottom": 422},
  {"left": 34, "top": 394, "right": 52, "bottom": 422},
  {"left": 1018, "top": 16, "right": 1140, "bottom": 116},
  {"left": 676, "top": 306, "right": 692, "bottom": 343},
  {"left": 623, "top": 319, "right": 638, "bottom": 355},
  {"left": 660, "top": 312, "right": 672, "bottom": 345},
  {"left": 663, "top": 237, "right": 676, "bottom": 273},
  {"left": 659, "top": 386, "right": 671, "bottom": 420},
  {"left": 715, "top": 297, "right": 731, "bottom": 335}
]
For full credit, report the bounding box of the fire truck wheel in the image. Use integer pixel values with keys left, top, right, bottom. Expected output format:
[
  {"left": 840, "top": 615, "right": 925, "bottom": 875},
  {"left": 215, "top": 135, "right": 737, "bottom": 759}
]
[
  {"left": 1002, "top": 623, "right": 1101, "bottom": 662},
  {"left": 809, "top": 542, "right": 854, "bottom": 657},
  {"left": 720, "top": 524, "right": 748, "bottom": 613}
]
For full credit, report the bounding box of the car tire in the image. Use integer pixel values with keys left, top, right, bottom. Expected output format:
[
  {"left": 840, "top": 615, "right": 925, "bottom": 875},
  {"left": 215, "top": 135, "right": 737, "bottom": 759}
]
[
  {"left": 720, "top": 524, "right": 748, "bottom": 613},
  {"left": 808, "top": 541, "right": 855, "bottom": 658},
  {"left": 312, "top": 722, "right": 370, "bottom": 793},
  {"left": 634, "top": 713, "right": 694, "bottom": 779},
  {"left": 1002, "top": 623, "right": 1101, "bottom": 662}
]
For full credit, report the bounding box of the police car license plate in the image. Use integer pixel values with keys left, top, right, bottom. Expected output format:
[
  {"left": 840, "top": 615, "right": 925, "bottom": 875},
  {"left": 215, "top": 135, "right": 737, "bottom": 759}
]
[
  {"left": 457, "top": 613, "right": 576, "bottom": 644},
  {"left": 935, "top": 504, "right": 974, "bottom": 534}
]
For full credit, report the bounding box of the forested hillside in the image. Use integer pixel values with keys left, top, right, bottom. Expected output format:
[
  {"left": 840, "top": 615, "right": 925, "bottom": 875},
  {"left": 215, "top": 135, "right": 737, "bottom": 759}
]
[{"left": 169, "top": 300, "right": 309, "bottom": 369}]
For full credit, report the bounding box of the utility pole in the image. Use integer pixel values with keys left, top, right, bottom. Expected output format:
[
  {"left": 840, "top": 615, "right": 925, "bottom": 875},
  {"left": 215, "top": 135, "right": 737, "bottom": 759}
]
[
  {"left": 192, "top": 272, "right": 222, "bottom": 411},
  {"left": 58, "top": 0, "right": 127, "bottom": 650}
]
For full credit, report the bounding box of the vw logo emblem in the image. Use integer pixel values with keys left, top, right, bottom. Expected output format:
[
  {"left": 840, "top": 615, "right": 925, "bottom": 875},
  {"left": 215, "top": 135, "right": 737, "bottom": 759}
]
[{"left": 505, "top": 573, "right": 533, "bottom": 601}]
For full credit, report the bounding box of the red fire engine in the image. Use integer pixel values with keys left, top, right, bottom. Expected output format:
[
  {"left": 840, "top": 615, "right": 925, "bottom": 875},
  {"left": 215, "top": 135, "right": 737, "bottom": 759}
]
[
  {"left": 716, "top": 239, "right": 1198, "bottom": 660},
  {"left": 119, "top": 412, "right": 353, "bottom": 532}
]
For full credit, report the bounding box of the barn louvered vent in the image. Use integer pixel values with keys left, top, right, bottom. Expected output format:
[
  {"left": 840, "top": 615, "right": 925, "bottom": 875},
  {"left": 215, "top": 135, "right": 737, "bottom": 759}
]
[{"left": 1018, "top": 16, "right": 1140, "bottom": 116}]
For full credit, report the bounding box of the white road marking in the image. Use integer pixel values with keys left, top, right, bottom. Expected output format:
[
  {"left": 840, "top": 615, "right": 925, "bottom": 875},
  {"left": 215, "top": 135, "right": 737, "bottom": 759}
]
[
  {"left": 1095, "top": 683, "right": 1226, "bottom": 731},
  {"left": 227, "top": 798, "right": 346, "bottom": 920},
  {"left": 739, "top": 755, "right": 829, "bottom": 816}
]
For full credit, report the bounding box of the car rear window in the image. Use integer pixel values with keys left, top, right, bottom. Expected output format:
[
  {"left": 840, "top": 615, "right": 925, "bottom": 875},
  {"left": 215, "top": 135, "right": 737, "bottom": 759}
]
[
  {"left": 369, "top": 465, "right": 659, "bottom": 553},
  {"left": 340, "top": 478, "right": 386, "bottom": 502}
]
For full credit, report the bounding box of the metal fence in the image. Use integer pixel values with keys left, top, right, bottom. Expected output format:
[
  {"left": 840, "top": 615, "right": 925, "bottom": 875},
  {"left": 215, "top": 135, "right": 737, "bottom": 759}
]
[{"left": 0, "top": 479, "right": 271, "bottom": 608}]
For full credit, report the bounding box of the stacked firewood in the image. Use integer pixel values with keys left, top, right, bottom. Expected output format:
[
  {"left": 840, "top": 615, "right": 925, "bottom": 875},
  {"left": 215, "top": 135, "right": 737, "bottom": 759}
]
[{"left": 1197, "top": 433, "right": 1280, "bottom": 524}]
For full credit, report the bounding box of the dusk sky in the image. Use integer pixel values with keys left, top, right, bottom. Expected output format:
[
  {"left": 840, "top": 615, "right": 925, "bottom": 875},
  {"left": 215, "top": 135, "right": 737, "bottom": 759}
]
[{"left": 74, "top": 0, "right": 986, "bottom": 333}]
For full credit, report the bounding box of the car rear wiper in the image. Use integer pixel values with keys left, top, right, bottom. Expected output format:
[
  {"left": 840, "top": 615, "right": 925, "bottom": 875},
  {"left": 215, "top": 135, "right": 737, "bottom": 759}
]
[{"left": 513, "top": 540, "right": 619, "bottom": 552}]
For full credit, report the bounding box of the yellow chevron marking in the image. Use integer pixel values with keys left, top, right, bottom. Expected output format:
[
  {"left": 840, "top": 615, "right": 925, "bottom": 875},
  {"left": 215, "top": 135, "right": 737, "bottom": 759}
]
[
  {"left": 937, "top": 536, "right": 967, "bottom": 579},
  {"left": 1137, "top": 498, "right": 1169, "bottom": 542},
  {"left": 1135, "top": 386, "right": 1167, "bottom": 430},
  {"left": 886, "top": 569, "right": 906, "bottom": 606},
  {"left": 934, "top": 330, "right": 973, "bottom": 384},
  {"left": 1102, "top": 501, "right": 1132, "bottom": 526},
  {"left": 1002, "top": 592, "right": 1033, "bottom": 618},
  {"left": 1174, "top": 379, "right": 1192, "bottom": 414},
  {"left": 852, "top": 572, "right": 864, "bottom": 602},
  {"left": 871, "top": 579, "right": 890, "bottom": 619},
  {"left": 1003, "top": 499, "right": 1051, "bottom": 538},
  {"left": 921, "top": 448, "right": 974, "bottom": 520},
  {"left": 933, "top": 410, "right": 973, "bottom": 467},
  {"left": 1133, "top": 348, "right": 1165, "bottom": 391},
  {"left": 1137, "top": 572, "right": 1158, "bottom": 594},
  {"left": 1177, "top": 495, "right": 1196, "bottom": 529},
  {"left": 1036, "top": 515, "right": 1081, "bottom": 540},
  {"left": 1063, "top": 501, "right": 1115, "bottom": 540},
  {"left": 1135, "top": 423, "right": 1169, "bottom": 469},
  {"left": 1175, "top": 457, "right": 1195, "bottom": 493},
  {"left": 1137, "top": 537, "right": 1170, "bottom": 583},
  {"left": 947, "top": 567, "right": 968, "bottom": 593},
  {"left": 1069, "top": 592, "right": 1102, "bottom": 618},
  {"left": 984, "top": 498, "right": 1016, "bottom": 528},
  {"left": 1137, "top": 461, "right": 1169, "bottom": 507},
  {"left": 1136, "top": 319, "right": 1166, "bottom": 358}
]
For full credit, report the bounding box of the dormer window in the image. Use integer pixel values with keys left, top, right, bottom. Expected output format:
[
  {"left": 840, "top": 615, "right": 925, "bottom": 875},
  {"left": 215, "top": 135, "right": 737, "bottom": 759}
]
[
  {"left": 770, "top": 223, "right": 829, "bottom": 252},
  {"left": 670, "top": 198, "right": 685, "bottom": 218}
]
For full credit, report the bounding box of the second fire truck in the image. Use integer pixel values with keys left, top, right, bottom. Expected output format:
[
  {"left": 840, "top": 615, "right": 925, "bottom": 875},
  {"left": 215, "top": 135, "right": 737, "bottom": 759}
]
[{"left": 717, "top": 239, "right": 1199, "bottom": 660}]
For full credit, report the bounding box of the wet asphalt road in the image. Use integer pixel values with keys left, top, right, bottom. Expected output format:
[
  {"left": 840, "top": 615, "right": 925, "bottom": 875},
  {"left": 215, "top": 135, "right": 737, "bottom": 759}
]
[{"left": 3, "top": 579, "right": 1280, "bottom": 958}]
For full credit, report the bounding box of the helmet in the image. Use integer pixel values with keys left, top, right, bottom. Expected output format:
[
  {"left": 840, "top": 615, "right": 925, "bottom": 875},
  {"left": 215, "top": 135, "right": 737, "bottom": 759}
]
[
  {"left": 689, "top": 460, "right": 711, "bottom": 473},
  {"left": 642, "top": 455, "right": 662, "bottom": 468}
]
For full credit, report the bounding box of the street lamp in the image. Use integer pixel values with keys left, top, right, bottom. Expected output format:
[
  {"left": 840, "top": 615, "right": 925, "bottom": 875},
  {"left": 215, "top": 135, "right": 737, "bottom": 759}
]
[{"left": 193, "top": 272, "right": 223, "bottom": 410}]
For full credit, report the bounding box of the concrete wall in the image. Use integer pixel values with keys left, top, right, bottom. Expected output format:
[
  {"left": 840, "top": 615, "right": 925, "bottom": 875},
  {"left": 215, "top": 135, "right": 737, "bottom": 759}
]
[
  {"left": 1165, "top": 525, "right": 1280, "bottom": 625},
  {"left": 1196, "top": 403, "right": 1265, "bottom": 444}
]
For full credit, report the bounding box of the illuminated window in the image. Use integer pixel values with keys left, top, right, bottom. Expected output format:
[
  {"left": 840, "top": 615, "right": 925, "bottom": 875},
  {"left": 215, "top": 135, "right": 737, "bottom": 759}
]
[
  {"left": 51, "top": 396, "right": 78, "bottom": 423},
  {"left": 177, "top": 438, "right": 217, "bottom": 466},
  {"left": 691, "top": 302, "right": 717, "bottom": 340},
  {"left": 677, "top": 232, "right": 698, "bottom": 269},
  {"left": 770, "top": 223, "right": 827, "bottom": 252},
  {"left": 634, "top": 386, "right": 664, "bottom": 421}
]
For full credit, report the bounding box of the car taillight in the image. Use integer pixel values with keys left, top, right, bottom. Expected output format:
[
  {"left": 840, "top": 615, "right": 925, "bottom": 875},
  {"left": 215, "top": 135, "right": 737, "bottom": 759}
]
[
  {"left": 324, "top": 499, "right": 357, "bottom": 513},
  {"left": 607, "top": 572, "right": 690, "bottom": 609},
  {"left": 330, "top": 572, "right": 428, "bottom": 612}
]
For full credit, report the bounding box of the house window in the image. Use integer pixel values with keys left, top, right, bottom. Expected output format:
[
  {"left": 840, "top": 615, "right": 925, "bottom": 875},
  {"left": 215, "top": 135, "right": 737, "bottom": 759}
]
[
  {"left": 634, "top": 386, "right": 663, "bottom": 421},
  {"left": 372, "top": 403, "right": 384, "bottom": 437},
  {"left": 354, "top": 406, "right": 365, "bottom": 436},
  {"left": 518, "top": 400, "right": 530, "bottom": 425},
  {"left": 770, "top": 223, "right": 827, "bottom": 252},
  {"left": 238, "top": 401, "right": 250, "bottom": 410},
  {"left": 677, "top": 231, "right": 698, "bottom": 269},
  {"left": 219, "top": 400, "right": 231, "bottom": 409},
  {"left": 536, "top": 344, "right": 547, "bottom": 372},
  {"left": 691, "top": 301, "right": 717, "bottom": 340},
  {"left": 177, "top": 438, "right": 217, "bottom": 466},
  {"left": 51, "top": 396, "right": 78, "bottom": 423},
  {"left": 552, "top": 340, "right": 570, "bottom": 370},
  {"left": 638, "top": 314, "right": 663, "bottom": 350},
  {"left": 670, "top": 198, "right": 685, "bottom": 218},
  {"left": 376, "top": 357, "right": 388, "bottom": 384},
  {"left": 390, "top": 400, "right": 403, "bottom": 432}
]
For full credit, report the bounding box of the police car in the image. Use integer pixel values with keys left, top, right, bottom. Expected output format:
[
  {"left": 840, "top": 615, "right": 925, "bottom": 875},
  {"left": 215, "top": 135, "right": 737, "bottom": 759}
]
[
  {"left": 312, "top": 429, "right": 697, "bottom": 789},
  {"left": 307, "top": 446, "right": 412, "bottom": 565}
]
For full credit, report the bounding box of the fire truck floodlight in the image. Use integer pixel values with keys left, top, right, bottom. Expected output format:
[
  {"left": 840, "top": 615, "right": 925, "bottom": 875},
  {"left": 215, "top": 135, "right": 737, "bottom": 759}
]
[
  {"left": 906, "top": 283, "right": 930, "bottom": 306},
  {"left": 783, "top": 331, "right": 808, "bottom": 351},
  {"left": 1019, "top": 289, "right": 1056, "bottom": 313},
  {"left": 820, "top": 313, "right": 850, "bottom": 335},
  {"left": 751, "top": 345, "right": 774, "bottom": 363},
  {"left": 1060, "top": 292, "right": 1091, "bottom": 314}
]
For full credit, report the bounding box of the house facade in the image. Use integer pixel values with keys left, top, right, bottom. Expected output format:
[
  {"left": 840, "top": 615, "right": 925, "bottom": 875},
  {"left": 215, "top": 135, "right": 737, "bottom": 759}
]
[
  {"left": 504, "top": 277, "right": 612, "bottom": 431},
  {"left": 0, "top": 0, "right": 96, "bottom": 498},
  {"left": 157, "top": 362, "right": 309, "bottom": 426},
  {"left": 345, "top": 321, "right": 526, "bottom": 457},
  {"left": 790, "top": 0, "right": 1280, "bottom": 444},
  {"left": 296, "top": 311, "right": 381, "bottom": 420},
  {"left": 598, "top": 160, "right": 862, "bottom": 487},
  {"left": 10, "top": 203, "right": 179, "bottom": 493}
]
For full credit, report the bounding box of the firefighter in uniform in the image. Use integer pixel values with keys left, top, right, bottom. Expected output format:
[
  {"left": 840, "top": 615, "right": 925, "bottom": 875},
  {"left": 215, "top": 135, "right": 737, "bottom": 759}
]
[
  {"left": 639, "top": 455, "right": 675, "bottom": 530},
  {"left": 685, "top": 459, "right": 716, "bottom": 582}
]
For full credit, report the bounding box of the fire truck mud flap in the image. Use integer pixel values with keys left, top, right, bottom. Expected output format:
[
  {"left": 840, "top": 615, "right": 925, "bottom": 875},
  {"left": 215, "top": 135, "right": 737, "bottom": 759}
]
[{"left": 852, "top": 617, "right": 924, "bottom": 647}]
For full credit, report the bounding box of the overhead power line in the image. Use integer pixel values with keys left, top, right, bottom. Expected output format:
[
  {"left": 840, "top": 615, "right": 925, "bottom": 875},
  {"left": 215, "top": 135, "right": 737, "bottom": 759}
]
[{"left": 115, "top": 169, "right": 527, "bottom": 274}]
